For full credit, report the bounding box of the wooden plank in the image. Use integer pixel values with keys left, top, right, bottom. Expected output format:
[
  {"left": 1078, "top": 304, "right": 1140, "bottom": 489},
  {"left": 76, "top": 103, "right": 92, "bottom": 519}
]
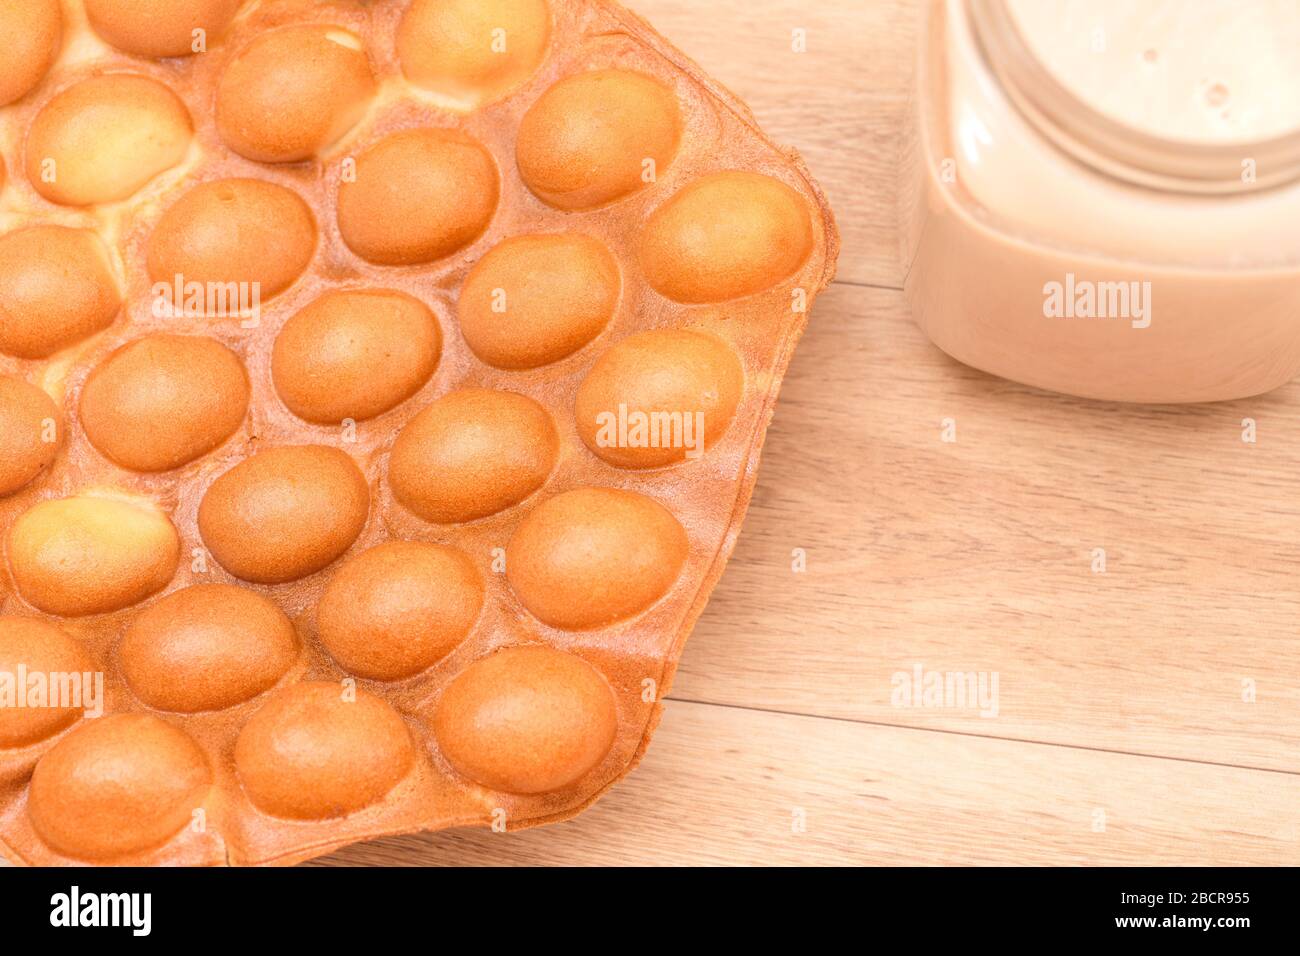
[
  {"left": 316, "top": 281, "right": 1300, "bottom": 866},
  {"left": 667, "top": 282, "right": 1300, "bottom": 773},
  {"left": 629, "top": 0, "right": 917, "bottom": 289},
  {"left": 314, "top": 700, "right": 1300, "bottom": 866}
]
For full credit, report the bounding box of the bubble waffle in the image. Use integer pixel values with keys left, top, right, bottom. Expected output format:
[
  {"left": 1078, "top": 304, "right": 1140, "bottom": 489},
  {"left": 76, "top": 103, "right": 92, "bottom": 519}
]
[{"left": 0, "top": 0, "right": 838, "bottom": 866}]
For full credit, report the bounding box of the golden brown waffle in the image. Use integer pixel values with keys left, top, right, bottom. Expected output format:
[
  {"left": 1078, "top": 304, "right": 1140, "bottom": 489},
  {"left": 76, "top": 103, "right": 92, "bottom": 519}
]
[{"left": 0, "top": 0, "right": 838, "bottom": 865}]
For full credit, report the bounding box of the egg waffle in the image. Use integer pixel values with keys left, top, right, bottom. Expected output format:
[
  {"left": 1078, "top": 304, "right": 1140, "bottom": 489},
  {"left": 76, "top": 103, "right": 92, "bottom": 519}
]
[{"left": 0, "top": 0, "right": 838, "bottom": 865}]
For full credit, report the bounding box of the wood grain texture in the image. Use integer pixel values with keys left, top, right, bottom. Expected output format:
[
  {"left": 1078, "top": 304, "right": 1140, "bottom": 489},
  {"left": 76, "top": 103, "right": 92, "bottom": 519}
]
[
  {"left": 674, "top": 285, "right": 1300, "bottom": 775},
  {"left": 313, "top": 701, "right": 1300, "bottom": 867},
  {"left": 318, "top": 0, "right": 1299, "bottom": 865}
]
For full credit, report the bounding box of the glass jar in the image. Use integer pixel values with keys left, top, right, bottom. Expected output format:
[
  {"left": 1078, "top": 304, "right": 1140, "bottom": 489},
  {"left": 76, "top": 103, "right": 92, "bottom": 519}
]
[{"left": 900, "top": 0, "right": 1300, "bottom": 401}]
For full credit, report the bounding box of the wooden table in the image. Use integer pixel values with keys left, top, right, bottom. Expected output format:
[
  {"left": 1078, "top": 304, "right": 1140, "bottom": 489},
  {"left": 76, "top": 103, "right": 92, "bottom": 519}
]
[{"left": 316, "top": 0, "right": 1300, "bottom": 866}]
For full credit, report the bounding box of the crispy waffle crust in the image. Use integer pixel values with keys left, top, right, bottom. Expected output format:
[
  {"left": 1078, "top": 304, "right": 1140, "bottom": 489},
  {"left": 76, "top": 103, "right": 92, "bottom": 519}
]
[{"left": 0, "top": 0, "right": 838, "bottom": 866}]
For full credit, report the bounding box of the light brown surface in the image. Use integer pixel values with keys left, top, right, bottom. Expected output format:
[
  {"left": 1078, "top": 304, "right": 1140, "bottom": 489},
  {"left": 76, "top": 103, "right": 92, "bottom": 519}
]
[{"left": 314, "top": 0, "right": 1300, "bottom": 866}]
